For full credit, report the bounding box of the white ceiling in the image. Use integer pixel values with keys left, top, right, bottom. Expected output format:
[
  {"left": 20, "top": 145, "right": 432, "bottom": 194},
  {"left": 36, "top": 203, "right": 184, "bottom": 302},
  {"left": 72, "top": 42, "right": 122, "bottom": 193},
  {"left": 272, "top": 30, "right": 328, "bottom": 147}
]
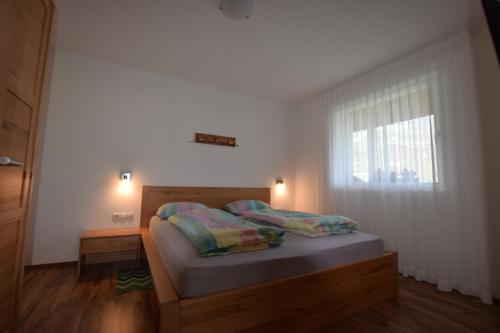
[{"left": 54, "top": 0, "right": 481, "bottom": 104}]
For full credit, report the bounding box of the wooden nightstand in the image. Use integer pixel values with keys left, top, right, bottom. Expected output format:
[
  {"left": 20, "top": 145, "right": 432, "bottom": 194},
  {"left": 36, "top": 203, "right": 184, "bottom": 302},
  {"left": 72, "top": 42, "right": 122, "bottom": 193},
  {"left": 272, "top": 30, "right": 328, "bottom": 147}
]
[{"left": 78, "top": 228, "right": 142, "bottom": 276}]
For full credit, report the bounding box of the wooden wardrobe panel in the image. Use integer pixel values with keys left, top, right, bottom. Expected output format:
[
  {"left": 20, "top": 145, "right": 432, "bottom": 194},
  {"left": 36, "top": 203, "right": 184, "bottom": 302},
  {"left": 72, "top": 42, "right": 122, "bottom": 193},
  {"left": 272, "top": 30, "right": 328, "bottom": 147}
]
[
  {"left": 8, "top": 0, "right": 47, "bottom": 106},
  {"left": 0, "top": 221, "right": 19, "bottom": 333},
  {"left": 0, "top": 0, "right": 53, "bottom": 331},
  {"left": 0, "top": 92, "right": 32, "bottom": 212},
  {"left": 0, "top": 0, "right": 15, "bottom": 117}
]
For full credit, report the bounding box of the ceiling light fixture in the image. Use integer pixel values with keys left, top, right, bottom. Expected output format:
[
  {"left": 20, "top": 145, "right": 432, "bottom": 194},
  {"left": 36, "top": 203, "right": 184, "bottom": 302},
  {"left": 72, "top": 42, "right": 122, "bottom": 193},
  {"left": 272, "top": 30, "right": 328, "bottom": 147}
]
[{"left": 219, "top": 0, "right": 255, "bottom": 20}]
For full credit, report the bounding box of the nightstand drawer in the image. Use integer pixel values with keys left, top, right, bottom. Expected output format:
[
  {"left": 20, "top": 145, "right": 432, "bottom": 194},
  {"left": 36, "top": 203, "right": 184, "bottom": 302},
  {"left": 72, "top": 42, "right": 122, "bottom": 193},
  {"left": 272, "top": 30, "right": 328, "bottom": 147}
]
[{"left": 81, "top": 235, "right": 139, "bottom": 254}]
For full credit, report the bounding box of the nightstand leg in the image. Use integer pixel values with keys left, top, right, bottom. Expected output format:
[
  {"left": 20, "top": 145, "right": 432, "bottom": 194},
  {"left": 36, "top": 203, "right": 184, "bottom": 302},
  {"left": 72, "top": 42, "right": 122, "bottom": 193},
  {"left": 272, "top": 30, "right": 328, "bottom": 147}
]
[
  {"left": 77, "top": 255, "right": 81, "bottom": 277},
  {"left": 136, "top": 248, "right": 140, "bottom": 268},
  {"left": 77, "top": 240, "right": 82, "bottom": 277}
]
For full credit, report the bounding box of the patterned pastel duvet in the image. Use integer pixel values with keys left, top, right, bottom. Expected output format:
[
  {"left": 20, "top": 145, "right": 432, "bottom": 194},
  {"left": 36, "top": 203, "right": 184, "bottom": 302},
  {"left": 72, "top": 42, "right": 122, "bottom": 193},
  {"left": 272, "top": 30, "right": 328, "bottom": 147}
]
[
  {"left": 241, "top": 209, "right": 358, "bottom": 238},
  {"left": 168, "top": 208, "right": 284, "bottom": 256}
]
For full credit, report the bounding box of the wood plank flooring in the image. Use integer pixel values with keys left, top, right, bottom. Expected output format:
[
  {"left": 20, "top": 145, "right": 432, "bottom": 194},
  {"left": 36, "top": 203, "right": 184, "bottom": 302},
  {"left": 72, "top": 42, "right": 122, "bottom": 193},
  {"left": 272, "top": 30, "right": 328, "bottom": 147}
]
[
  {"left": 18, "top": 261, "right": 156, "bottom": 333},
  {"left": 18, "top": 262, "right": 500, "bottom": 333}
]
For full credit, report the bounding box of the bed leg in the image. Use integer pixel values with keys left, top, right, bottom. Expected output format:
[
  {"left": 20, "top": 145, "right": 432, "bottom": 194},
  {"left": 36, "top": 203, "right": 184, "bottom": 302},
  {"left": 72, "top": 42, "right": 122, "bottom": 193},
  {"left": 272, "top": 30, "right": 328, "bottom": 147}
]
[
  {"left": 393, "top": 251, "right": 399, "bottom": 298},
  {"left": 159, "top": 301, "right": 180, "bottom": 333}
]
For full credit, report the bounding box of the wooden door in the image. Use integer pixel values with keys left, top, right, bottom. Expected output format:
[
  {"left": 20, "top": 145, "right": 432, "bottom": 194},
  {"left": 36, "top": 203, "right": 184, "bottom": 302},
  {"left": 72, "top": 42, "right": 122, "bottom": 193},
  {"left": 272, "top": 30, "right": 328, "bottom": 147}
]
[{"left": 0, "top": 0, "right": 53, "bottom": 332}]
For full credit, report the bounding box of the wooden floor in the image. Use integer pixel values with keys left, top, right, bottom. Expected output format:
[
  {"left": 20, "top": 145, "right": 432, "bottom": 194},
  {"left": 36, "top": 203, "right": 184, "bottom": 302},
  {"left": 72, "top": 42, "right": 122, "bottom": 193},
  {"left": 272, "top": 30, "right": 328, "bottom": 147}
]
[{"left": 18, "top": 262, "right": 500, "bottom": 333}]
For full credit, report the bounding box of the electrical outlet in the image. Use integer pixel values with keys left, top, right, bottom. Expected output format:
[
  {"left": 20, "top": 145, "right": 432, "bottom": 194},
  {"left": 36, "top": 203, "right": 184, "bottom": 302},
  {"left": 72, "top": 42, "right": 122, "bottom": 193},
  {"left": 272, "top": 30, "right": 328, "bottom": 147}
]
[{"left": 112, "top": 212, "right": 134, "bottom": 221}]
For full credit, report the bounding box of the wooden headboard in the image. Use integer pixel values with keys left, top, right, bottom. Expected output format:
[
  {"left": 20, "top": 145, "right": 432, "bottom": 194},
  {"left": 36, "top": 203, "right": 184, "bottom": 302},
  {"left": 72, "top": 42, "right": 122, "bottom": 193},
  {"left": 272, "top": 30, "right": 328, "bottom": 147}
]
[{"left": 140, "top": 186, "right": 270, "bottom": 228}]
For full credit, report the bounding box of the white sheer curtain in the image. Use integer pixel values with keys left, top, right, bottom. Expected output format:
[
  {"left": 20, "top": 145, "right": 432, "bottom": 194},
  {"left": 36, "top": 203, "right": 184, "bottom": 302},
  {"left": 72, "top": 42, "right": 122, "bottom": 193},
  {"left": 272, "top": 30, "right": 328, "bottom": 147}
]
[{"left": 308, "top": 32, "right": 492, "bottom": 303}]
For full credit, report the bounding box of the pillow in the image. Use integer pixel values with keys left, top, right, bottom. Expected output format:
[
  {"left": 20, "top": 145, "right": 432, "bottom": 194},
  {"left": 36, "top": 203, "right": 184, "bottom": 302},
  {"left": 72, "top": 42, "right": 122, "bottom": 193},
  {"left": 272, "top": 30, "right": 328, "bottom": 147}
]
[
  {"left": 224, "top": 200, "right": 271, "bottom": 215},
  {"left": 156, "top": 202, "right": 209, "bottom": 219}
]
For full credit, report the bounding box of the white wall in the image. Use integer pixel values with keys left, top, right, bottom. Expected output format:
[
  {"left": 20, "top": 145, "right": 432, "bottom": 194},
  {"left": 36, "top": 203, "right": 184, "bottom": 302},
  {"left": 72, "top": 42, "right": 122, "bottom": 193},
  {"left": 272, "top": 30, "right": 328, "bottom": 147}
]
[
  {"left": 30, "top": 51, "right": 294, "bottom": 265},
  {"left": 293, "top": 101, "right": 320, "bottom": 213}
]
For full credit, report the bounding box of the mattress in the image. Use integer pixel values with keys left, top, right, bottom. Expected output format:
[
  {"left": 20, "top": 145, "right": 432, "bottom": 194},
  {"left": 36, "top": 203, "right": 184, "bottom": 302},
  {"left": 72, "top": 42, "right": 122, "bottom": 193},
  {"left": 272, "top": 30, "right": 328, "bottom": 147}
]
[{"left": 149, "top": 216, "right": 384, "bottom": 298}]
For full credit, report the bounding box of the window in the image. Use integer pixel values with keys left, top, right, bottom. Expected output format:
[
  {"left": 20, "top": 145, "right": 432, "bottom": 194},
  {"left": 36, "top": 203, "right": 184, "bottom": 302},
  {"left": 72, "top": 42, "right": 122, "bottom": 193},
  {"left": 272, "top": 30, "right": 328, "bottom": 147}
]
[{"left": 349, "top": 86, "right": 438, "bottom": 184}]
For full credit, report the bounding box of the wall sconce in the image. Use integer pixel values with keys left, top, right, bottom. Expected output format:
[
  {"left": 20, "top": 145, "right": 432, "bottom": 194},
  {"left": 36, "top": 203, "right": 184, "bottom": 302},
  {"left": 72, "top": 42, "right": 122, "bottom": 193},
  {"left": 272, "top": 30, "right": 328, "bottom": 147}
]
[
  {"left": 119, "top": 171, "right": 132, "bottom": 194},
  {"left": 120, "top": 172, "right": 131, "bottom": 182},
  {"left": 275, "top": 177, "right": 285, "bottom": 195}
]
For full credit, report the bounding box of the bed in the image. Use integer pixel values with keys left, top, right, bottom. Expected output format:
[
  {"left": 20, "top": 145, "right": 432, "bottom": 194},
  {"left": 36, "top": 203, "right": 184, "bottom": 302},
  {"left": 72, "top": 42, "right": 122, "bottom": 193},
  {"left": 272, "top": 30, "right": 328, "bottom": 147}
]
[{"left": 140, "top": 186, "right": 398, "bottom": 332}]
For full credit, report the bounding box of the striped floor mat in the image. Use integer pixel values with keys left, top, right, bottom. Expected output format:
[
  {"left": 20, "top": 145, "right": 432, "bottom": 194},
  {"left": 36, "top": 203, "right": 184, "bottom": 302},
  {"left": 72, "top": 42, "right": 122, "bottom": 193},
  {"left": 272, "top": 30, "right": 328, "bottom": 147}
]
[{"left": 114, "top": 268, "right": 154, "bottom": 294}]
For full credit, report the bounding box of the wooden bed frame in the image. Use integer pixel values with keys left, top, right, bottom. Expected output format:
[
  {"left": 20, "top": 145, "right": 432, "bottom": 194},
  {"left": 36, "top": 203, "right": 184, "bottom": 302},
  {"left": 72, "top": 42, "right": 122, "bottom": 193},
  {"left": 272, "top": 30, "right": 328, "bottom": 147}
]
[{"left": 139, "top": 186, "right": 398, "bottom": 332}]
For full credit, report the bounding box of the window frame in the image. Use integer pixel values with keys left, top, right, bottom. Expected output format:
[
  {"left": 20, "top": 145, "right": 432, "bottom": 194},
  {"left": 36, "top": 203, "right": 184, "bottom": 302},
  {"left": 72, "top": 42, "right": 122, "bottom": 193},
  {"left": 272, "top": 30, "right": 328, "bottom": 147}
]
[{"left": 343, "top": 75, "right": 440, "bottom": 187}]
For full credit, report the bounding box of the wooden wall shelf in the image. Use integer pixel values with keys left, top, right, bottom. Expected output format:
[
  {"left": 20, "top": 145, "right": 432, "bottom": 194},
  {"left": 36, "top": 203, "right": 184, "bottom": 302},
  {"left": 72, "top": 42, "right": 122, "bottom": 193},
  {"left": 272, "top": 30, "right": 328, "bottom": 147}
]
[{"left": 194, "top": 132, "right": 237, "bottom": 147}]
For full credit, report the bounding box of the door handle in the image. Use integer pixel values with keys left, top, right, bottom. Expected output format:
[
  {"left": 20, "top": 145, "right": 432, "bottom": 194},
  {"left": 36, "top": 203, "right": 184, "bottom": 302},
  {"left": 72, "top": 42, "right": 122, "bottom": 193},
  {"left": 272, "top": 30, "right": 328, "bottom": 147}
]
[{"left": 0, "top": 156, "right": 24, "bottom": 166}]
